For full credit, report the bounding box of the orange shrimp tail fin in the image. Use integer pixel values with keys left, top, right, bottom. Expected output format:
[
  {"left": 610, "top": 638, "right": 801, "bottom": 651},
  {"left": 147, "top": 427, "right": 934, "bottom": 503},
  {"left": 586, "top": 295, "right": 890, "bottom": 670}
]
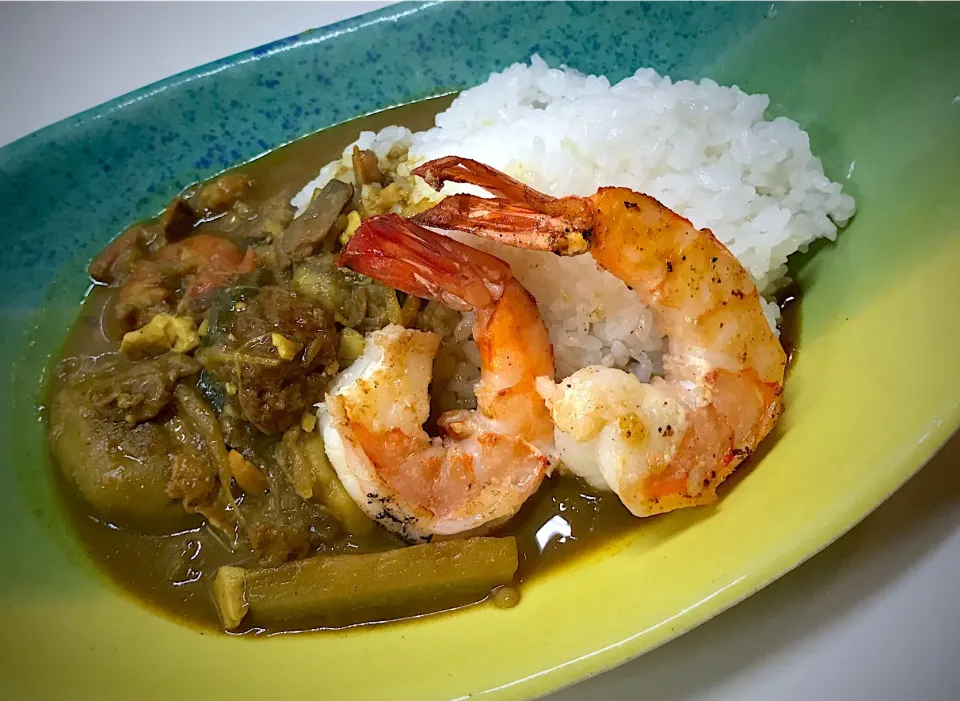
[
  {"left": 339, "top": 214, "right": 512, "bottom": 312},
  {"left": 411, "top": 157, "right": 594, "bottom": 256},
  {"left": 413, "top": 156, "right": 557, "bottom": 207}
]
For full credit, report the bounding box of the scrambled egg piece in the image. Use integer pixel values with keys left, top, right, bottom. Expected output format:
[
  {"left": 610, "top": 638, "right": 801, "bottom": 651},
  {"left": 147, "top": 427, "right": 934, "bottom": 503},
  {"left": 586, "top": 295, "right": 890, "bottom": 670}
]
[
  {"left": 271, "top": 332, "right": 303, "bottom": 361},
  {"left": 339, "top": 210, "right": 362, "bottom": 245},
  {"left": 360, "top": 182, "right": 409, "bottom": 218},
  {"left": 120, "top": 314, "right": 201, "bottom": 359}
]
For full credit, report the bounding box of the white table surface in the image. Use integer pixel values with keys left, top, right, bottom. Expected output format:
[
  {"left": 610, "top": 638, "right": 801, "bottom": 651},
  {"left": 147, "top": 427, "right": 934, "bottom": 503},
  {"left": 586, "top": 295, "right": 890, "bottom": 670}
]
[{"left": 3, "top": 3, "right": 959, "bottom": 700}]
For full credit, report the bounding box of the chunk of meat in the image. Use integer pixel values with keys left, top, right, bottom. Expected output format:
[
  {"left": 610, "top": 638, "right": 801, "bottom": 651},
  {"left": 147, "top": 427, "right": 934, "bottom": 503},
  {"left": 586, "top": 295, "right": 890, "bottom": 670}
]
[
  {"left": 247, "top": 521, "right": 311, "bottom": 568},
  {"left": 82, "top": 352, "right": 200, "bottom": 425},
  {"left": 167, "top": 453, "right": 219, "bottom": 512},
  {"left": 197, "top": 286, "right": 339, "bottom": 434}
]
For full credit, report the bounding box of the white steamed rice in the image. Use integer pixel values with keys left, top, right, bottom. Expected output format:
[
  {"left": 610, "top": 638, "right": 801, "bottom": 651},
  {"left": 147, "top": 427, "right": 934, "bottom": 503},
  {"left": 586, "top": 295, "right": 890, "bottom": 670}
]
[{"left": 293, "top": 55, "right": 855, "bottom": 386}]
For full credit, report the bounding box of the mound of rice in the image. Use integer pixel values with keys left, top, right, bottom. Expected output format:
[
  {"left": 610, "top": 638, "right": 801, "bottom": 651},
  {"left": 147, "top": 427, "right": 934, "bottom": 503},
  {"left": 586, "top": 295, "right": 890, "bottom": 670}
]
[{"left": 294, "top": 56, "right": 855, "bottom": 384}]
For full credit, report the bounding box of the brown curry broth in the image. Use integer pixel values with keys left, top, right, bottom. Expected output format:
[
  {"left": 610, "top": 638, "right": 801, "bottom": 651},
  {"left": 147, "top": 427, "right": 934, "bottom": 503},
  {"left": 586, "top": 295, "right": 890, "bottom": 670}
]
[{"left": 49, "top": 97, "right": 800, "bottom": 634}]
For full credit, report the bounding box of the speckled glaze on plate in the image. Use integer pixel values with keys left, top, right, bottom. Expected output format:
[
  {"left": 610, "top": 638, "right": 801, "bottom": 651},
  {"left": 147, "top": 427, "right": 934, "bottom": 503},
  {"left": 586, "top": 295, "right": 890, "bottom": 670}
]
[{"left": 1, "top": 3, "right": 958, "bottom": 700}]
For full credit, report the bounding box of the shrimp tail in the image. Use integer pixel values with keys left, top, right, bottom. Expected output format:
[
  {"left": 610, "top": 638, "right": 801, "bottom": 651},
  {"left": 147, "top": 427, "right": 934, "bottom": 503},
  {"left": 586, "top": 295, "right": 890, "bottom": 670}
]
[
  {"left": 339, "top": 214, "right": 512, "bottom": 312},
  {"left": 413, "top": 156, "right": 557, "bottom": 206},
  {"left": 411, "top": 157, "right": 594, "bottom": 256}
]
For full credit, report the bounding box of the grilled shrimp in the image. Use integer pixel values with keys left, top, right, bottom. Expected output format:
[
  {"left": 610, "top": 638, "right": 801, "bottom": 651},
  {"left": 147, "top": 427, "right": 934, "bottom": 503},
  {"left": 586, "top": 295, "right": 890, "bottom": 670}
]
[
  {"left": 117, "top": 234, "right": 256, "bottom": 328},
  {"left": 318, "top": 214, "right": 554, "bottom": 541},
  {"left": 411, "top": 157, "right": 786, "bottom": 517}
]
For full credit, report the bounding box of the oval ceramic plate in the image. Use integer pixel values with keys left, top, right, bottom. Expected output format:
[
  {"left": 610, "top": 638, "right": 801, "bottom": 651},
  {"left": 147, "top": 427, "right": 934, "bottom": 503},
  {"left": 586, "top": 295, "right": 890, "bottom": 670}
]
[{"left": 2, "top": 3, "right": 959, "bottom": 699}]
